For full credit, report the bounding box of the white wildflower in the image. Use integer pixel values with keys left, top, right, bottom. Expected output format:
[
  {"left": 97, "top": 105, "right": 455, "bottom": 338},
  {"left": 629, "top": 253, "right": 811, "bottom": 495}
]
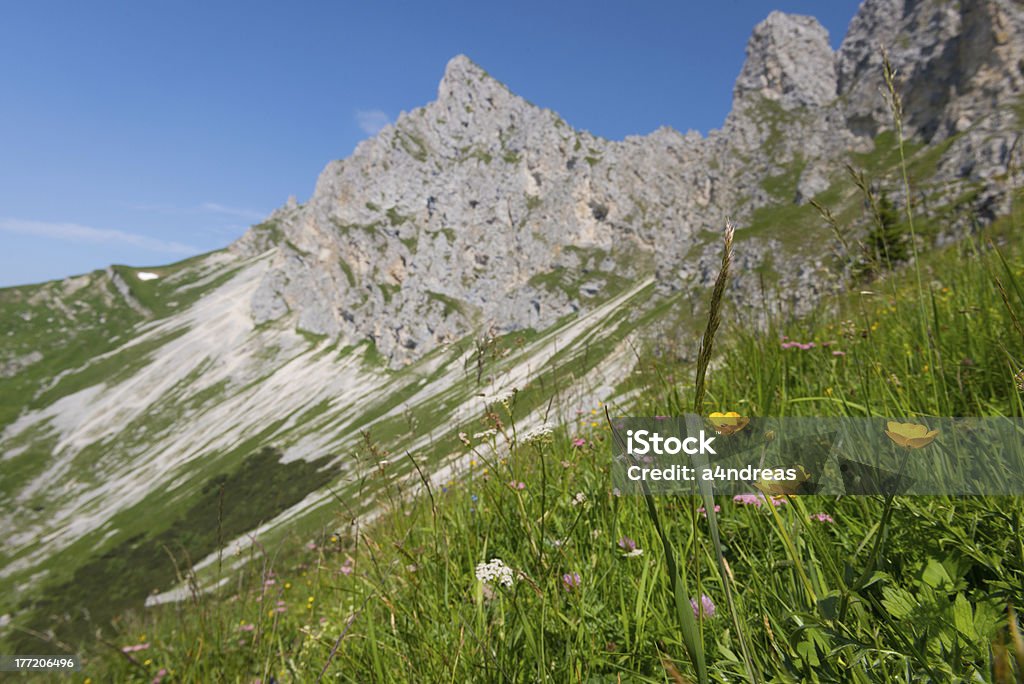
[
  {"left": 523, "top": 424, "right": 554, "bottom": 445},
  {"left": 572, "top": 492, "right": 587, "bottom": 506},
  {"left": 475, "top": 558, "right": 515, "bottom": 588}
]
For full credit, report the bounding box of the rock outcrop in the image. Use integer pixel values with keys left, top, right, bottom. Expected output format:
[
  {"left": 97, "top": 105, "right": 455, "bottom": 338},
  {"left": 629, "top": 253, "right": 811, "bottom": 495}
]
[{"left": 232, "top": 1, "right": 1023, "bottom": 367}]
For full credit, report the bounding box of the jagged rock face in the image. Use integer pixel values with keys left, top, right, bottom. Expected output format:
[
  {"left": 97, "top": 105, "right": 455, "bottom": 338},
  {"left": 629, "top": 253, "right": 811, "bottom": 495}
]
[
  {"left": 233, "top": 1, "right": 1023, "bottom": 368},
  {"left": 735, "top": 11, "right": 838, "bottom": 109},
  {"left": 235, "top": 57, "right": 728, "bottom": 365},
  {"left": 838, "top": 0, "right": 1024, "bottom": 175}
]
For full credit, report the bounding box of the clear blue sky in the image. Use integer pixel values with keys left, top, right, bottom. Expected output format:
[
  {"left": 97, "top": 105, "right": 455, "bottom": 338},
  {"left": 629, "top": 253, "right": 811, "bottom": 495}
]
[{"left": 0, "top": 0, "right": 861, "bottom": 287}]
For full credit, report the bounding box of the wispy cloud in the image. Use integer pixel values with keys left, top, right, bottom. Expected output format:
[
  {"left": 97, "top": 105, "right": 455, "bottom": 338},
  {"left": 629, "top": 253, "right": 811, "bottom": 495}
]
[
  {"left": 355, "top": 109, "right": 391, "bottom": 135},
  {"left": 198, "top": 202, "right": 266, "bottom": 221},
  {"left": 128, "top": 202, "right": 267, "bottom": 222},
  {"left": 0, "top": 218, "right": 199, "bottom": 255}
]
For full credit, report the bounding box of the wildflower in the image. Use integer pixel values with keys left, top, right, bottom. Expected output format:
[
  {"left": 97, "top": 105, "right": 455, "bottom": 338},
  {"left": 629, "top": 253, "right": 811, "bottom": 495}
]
[
  {"left": 690, "top": 594, "right": 716, "bottom": 618},
  {"left": 562, "top": 572, "right": 582, "bottom": 591},
  {"left": 571, "top": 492, "right": 587, "bottom": 506},
  {"left": 238, "top": 624, "right": 255, "bottom": 632},
  {"left": 306, "top": 542, "right": 317, "bottom": 551},
  {"left": 884, "top": 421, "right": 939, "bottom": 449},
  {"left": 561, "top": 460, "right": 572, "bottom": 468},
  {"left": 475, "top": 558, "right": 515, "bottom": 588},
  {"left": 458, "top": 432, "right": 471, "bottom": 446},
  {"left": 832, "top": 350, "right": 846, "bottom": 357},
  {"left": 733, "top": 492, "right": 786, "bottom": 507},
  {"left": 507, "top": 480, "right": 526, "bottom": 490},
  {"left": 572, "top": 437, "right": 587, "bottom": 447},
  {"left": 1015, "top": 368, "right": 1024, "bottom": 391},
  {"left": 121, "top": 643, "right": 151, "bottom": 653},
  {"left": 733, "top": 493, "right": 763, "bottom": 507},
  {"left": 524, "top": 424, "right": 554, "bottom": 444},
  {"left": 697, "top": 504, "right": 721, "bottom": 517},
  {"left": 618, "top": 537, "right": 644, "bottom": 557},
  {"left": 810, "top": 512, "right": 835, "bottom": 523},
  {"left": 708, "top": 412, "right": 749, "bottom": 436},
  {"left": 152, "top": 669, "right": 168, "bottom": 684},
  {"left": 611, "top": 487, "right": 622, "bottom": 497}
]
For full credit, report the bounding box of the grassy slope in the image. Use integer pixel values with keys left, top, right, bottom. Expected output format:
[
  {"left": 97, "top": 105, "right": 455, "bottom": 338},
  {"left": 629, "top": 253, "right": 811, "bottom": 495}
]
[
  {"left": 0, "top": 276, "right": 660, "bottom": 659},
  {"left": 72, "top": 198, "right": 1024, "bottom": 682}
]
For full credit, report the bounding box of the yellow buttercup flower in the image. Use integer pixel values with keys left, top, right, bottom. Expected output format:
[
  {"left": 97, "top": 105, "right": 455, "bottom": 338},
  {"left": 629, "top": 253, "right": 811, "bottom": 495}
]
[
  {"left": 884, "top": 421, "right": 939, "bottom": 449},
  {"left": 708, "top": 412, "right": 749, "bottom": 436}
]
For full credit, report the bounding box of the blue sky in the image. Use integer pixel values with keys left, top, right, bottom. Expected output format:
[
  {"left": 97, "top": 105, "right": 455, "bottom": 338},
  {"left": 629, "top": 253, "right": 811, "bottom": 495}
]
[{"left": 0, "top": 0, "right": 861, "bottom": 287}]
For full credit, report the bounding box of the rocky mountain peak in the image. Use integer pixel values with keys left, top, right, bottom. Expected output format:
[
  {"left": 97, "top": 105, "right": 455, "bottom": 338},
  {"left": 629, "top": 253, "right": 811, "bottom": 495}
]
[
  {"left": 439, "top": 55, "right": 491, "bottom": 92},
  {"left": 733, "top": 11, "right": 838, "bottom": 109},
  {"left": 436, "top": 54, "right": 513, "bottom": 110}
]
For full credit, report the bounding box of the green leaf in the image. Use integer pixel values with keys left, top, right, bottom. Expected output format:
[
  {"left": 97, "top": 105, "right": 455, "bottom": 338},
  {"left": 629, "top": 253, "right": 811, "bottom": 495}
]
[
  {"left": 921, "top": 558, "right": 953, "bottom": 589},
  {"left": 881, "top": 586, "right": 917, "bottom": 618},
  {"left": 952, "top": 593, "right": 977, "bottom": 642},
  {"left": 817, "top": 592, "right": 842, "bottom": 620},
  {"left": 796, "top": 639, "right": 820, "bottom": 667}
]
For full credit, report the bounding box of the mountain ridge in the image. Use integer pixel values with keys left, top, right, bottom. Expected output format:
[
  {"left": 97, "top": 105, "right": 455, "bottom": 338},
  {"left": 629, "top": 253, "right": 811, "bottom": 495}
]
[{"left": 229, "top": 0, "right": 1022, "bottom": 369}]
